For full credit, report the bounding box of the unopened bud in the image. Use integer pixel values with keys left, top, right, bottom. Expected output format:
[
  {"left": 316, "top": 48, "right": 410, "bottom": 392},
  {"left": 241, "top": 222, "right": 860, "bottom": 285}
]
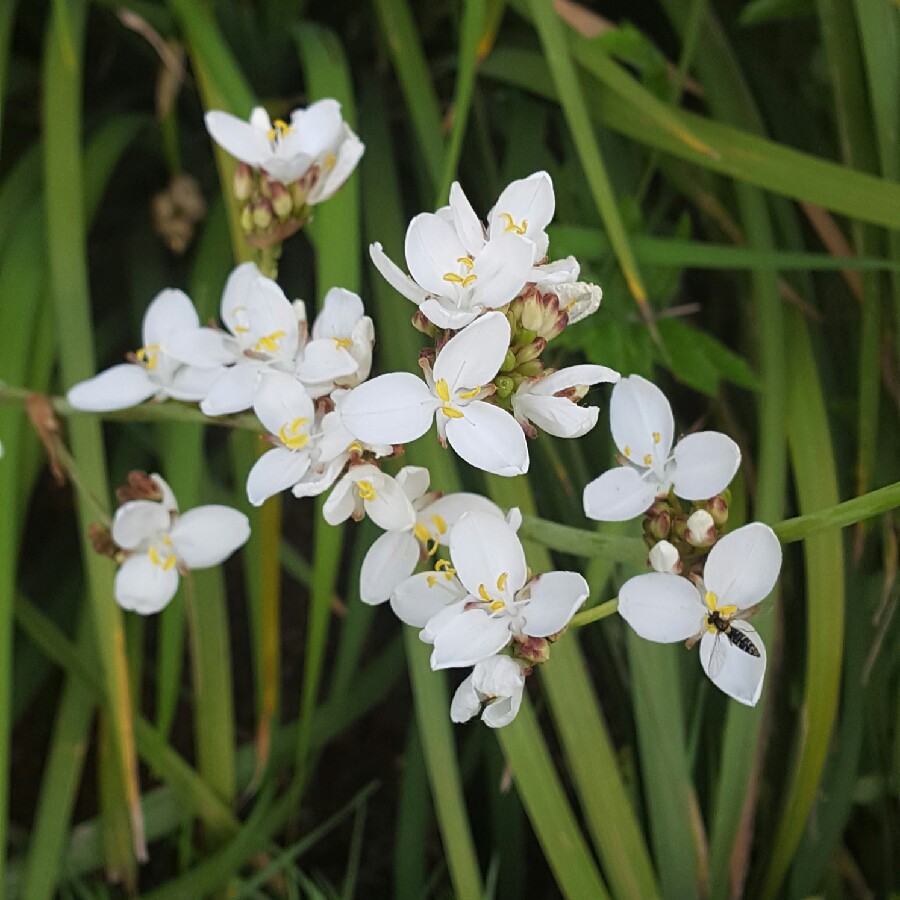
[
  {"left": 515, "top": 327, "right": 538, "bottom": 346},
  {"left": 233, "top": 163, "right": 253, "bottom": 201},
  {"left": 515, "top": 338, "right": 546, "bottom": 366},
  {"left": 685, "top": 509, "right": 716, "bottom": 548},
  {"left": 520, "top": 298, "right": 544, "bottom": 332},
  {"left": 647, "top": 509, "right": 671, "bottom": 540},
  {"left": 240, "top": 203, "right": 254, "bottom": 233},
  {"left": 494, "top": 375, "right": 516, "bottom": 398},
  {"left": 88, "top": 523, "right": 118, "bottom": 558},
  {"left": 706, "top": 494, "right": 729, "bottom": 526},
  {"left": 116, "top": 470, "right": 162, "bottom": 504},
  {"left": 411, "top": 310, "right": 438, "bottom": 337},
  {"left": 500, "top": 350, "right": 517, "bottom": 373},
  {"left": 514, "top": 635, "right": 551, "bottom": 665},
  {"left": 251, "top": 199, "right": 273, "bottom": 230},
  {"left": 517, "top": 360, "right": 544, "bottom": 378},
  {"left": 270, "top": 182, "right": 293, "bottom": 220},
  {"left": 671, "top": 513, "right": 687, "bottom": 541},
  {"left": 648, "top": 540, "right": 682, "bottom": 574}
]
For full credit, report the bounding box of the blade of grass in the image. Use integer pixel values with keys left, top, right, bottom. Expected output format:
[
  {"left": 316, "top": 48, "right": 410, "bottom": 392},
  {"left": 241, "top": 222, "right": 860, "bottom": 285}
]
[
  {"left": 42, "top": 0, "right": 145, "bottom": 869},
  {"left": 759, "top": 309, "right": 845, "bottom": 898},
  {"left": 0, "top": 0, "right": 19, "bottom": 152},
  {"left": 393, "top": 724, "right": 429, "bottom": 900}
]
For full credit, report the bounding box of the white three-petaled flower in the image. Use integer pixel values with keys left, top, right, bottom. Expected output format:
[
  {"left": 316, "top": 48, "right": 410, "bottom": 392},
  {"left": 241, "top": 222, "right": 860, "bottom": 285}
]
[
  {"left": 583, "top": 374, "right": 741, "bottom": 521},
  {"left": 618, "top": 522, "right": 781, "bottom": 705},
  {"left": 512, "top": 364, "right": 620, "bottom": 439},
  {"left": 450, "top": 654, "right": 528, "bottom": 729},
  {"left": 322, "top": 463, "right": 416, "bottom": 531},
  {"left": 67, "top": 289, "right": 219, "bottom": 412},
  {"left": 340, "top": 311, "right": 529, "bottom": 477},
  {"left": 422, "top": 511, "right": 588, "bottom": 670},
  {"left": 205, "top": 100, "right": 364, "bottom": 200},
  {"left": 112, "top": 474, "right": 250, "bottom": 614}
]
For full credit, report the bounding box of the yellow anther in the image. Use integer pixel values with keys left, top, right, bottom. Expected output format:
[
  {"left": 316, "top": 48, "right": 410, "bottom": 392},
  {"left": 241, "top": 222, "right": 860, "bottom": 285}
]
[
  {"left": 279, "top": 416, "right": 310, "bottom": 450},
  {"left": 347, "top": 441, "right": 363, "bottom": 454},
  {"left": 458, "top": 386, "right": 481, "bottom": 400},
  {"left": 356, "top": 480, "right": 377, "bottom": 501},
  {"left": 435, "top": 379, "right": 451, "bottom": 402},
  {"left": 414, "top": 522, "right": 431, "bottom": 543},
  {"left": 427, "top": 575, "right": 438, "bottom": 588},
  {"left": 705, "top": 590, "right": 718, "bottom": 611},
  {"left": 148, "top": 546, "right": 162, "bottom": 566},
  {"left": 431, "top": 514, "right": 447, "bottom": 535},
  {"left": 332, "top": 336, "right": 353, "bottom": 350},
  {"left": 135, "top": 344, "right": 160, "bottom": 371},
  {"left": 442, "top": 272, "right": 478, "bottom": 288},
  {"left": 478, "top": 584, "right": 492, "bottom": 603},
  {"left": 148, "top": 546, "right": 176, "bottom": 571},
  {"left": 499, "top": 212, "right": 528, "bottom": 235},
  {"left": 441, "top": 406, "right": 464, "bottom": 419},
  {"left": 266, "top": 119, "right": 291, "bottom": 141},
  {"left": 324, "top": 152, "right": 336, "bottom": 171},
  {"left": 643, "top": 453, "right": 653, "bottom": 466},
  {"left": 496, "top": 572, "right": 508, "bottom": 592},
  {"left": 435, "top": 559, "right": 454, "bottom": 572},
  {"left": 624, "top": 445, "right": 632, "bottom": 457},
  {"left": 426, "top": 539, "right": 440, "bottom": 557},
  {"left": 456, "top": 256, "right": 474, "bottom": 270},
  {"left": 489, "top": 600, "right": 506, "bottom": 612},
  {"left": 719, "top": 604, "right": 738, "bottom": 617},
  {"left": 254, "top": 330, "right": 287, "bottom": 353},
  {"left": 652, "top": 431, "right": 661, "bottom": 444},
  {"left": 162, "top": 535, "right": 173, "bottom": 547}
]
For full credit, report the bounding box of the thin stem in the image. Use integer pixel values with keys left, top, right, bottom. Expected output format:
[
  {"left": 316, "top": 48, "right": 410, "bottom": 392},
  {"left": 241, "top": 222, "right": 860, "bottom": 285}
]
[{"left": 570, "top": 599, "right": 619, "bottom": 629}]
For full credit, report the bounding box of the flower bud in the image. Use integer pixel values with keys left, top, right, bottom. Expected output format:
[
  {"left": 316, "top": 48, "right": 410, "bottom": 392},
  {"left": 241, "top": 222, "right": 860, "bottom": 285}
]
[
  {"left": 685, "top": 509, "right": 716, "bottom": 548},
  {"left": 500, "top": 350, "right": 517, "bottom": 373},
  {"left": 706, "top": 493, "right": 729, "bottom": 526},
  {"left": 240, "top": 203, "right": 254, "bottom": 233},
  {"left": 515, "top": 338, "right": 546, "bottom": 366},
  {"left": 251, "top": 198, "right": 273, "bottom": 230},
  {"left": 494, "top": 375, "right": 516, "bottom": 399},
  {"left": 520, "top": 296, "right": 545, "bottom": 332},
  {"left": 233, "top": 163, "right": 253, "bottom": 201},
  {"left": 270, "top": 182, "right": 293, "bottom": 220},
  {"left": 516, "top": 360, "right": 544, "bottom": 378},
  {"left": 514, "top": 635, "right": 551, "bottom": 665},
  {"left": 411, "top": 310, "right": 438, "bottom": 337},
  {"left": 515, "top": 327, "right": 538, "bottom": 346},
  {"left": 116, "top": 470, "right": 162, "bottom": 504},
  {"left": 88, "top": 523, "right": 118, "bottom": 558},
  {"left": 648, "top": 540, "right": 682, "bottom": 574},
  {"left": 647, "top": 509, "right": 671, "bottom": 540}
]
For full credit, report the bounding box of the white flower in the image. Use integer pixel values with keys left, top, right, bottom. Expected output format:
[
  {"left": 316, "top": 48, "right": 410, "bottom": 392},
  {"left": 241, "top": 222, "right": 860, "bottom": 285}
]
[
  {"left": 618, "top": 522, "right": 781, "bottom": 705},
  {"left": 204, "top": 100, "right": 364, "bottom": 198},
  {"left": 67, "top": 289, "right": 219, "bottom": 411},
  {"left": 245, "top": 372, "right": 315, "bottom": 506},
  {"left": 112, "top": 474, "right": 250, "bottom": 615},
  {"left": 322, "top": 463, "right": 416, "bottom": 531},
  {"left": 512, "top": 364, "right": 619, "bottom": 438},
  {"left": 424, "top": 511, "right": 589, "bottom": 670},
  {"left": 450, "top": 655, "right": 528, "bottom": 728},
  {"left": 340, "top": 312, "right": 528, "bottom": 477},
  {"left": 555, "top": 281, "right": 603, "bottom": 325},
  {"left": 648, "top": 540, "right": 682, "bottom": 574},
  {"left": 360, "top": 467, "right": 510, "bottom": 606},
  {"left": 583, "top": 375, "right": 741, "bottom": 522},
  {"left": 295, "top": 287, "right": 374, "bottom": 397}
]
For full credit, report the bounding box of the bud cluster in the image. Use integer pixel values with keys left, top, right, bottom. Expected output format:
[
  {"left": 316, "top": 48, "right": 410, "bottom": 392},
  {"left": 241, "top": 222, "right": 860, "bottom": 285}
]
[{"left": 234, "top": 163, "right": 314, "bottom": 249}]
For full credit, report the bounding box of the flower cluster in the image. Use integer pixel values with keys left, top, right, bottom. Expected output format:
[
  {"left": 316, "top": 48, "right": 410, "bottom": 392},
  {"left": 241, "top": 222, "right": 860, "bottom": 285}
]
[{"left": 583, "top": 376, "right": 781, "bottom": 705}]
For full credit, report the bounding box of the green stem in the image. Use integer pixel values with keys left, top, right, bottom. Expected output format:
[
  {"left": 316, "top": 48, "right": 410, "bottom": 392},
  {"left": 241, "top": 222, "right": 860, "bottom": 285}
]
[{"left": 570, "top": 599, "right": 619, "bottom": 629}]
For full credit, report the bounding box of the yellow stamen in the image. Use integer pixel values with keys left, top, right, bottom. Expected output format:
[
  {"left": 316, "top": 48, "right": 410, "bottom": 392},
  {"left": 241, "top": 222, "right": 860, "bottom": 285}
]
[
  {"left": 440, "top": 406, "right": 464, "bottom": 419},
  {"left": 427, "top": 575, "right": 437, "bottom": 588},
  {"left": 442, "top": 272, "right": 477, "bottom": 288},
  {"left": 162, "top": 535, "right": 173, "bottom": 547},
  {"left": 652, "top": 431, "right": 661, "bottom": 444},
  {"left": 414, "top": 522, "right": 431, "bottom": 543},
  {"left": 643, "top": 453, "right": 653, "bottom": 465},
  {"left": 435, "top": 559, "right": 454, "bottom": 572},
  {"left": 624, "top": 445, "right": 632, "bottom": 457},
  {"left": 324, "top": 152, "right": 336, "bottom": 171},
  {"left": 431, "top": 514, "right": 447, "bottom": 535},
  {"left": 499, "top": 212, "right": 528, "bottom": 235},
  {"left": 347, "top": 441, "right": 363, "bottom": 455},
  {"left": 435, "top": 379, "right": 450, "bottom": 402},
  {"left": 426, "top": 539, "right": 440, "bottom": 557},
  {"left": 478, "top": 584, "right": 492, "bottom": 603},
  {"left": 705, "top": 590, "right": 718, "bottom": 611},
  {"left": 278, "top": 417, "right": 310, "bottom": 450},
  {"left": 497, "top": 572, "right": 508, "bottom": 592},
  {"left": 719, "top": 604, "right": 738, "bottom": 617},
  {"left": 148, "top": 546, "right": 176, "bottom": 571},
  {"left": 356, "top": 480, "right": 377, "bottom": 501},
  {"left": 266, "top": 119, "right": 291, "bottom": 141},
  {"left": 254, "top": 330, "right": 287, "bottom": 353},
  {"left": 456, "top": 256, "right": 474, "bottom": 270},
  {"left": 489, "top": 600, "right": 506, "bottom": 612},
  {"left": 135, "top": 344, "right": 160, "bottom": 371},
  {"left": 458, "top": 386, "right": 481, "bottom": 400},
  {"left": 332, "top": 336, "right": 353, "bottom": 350}
]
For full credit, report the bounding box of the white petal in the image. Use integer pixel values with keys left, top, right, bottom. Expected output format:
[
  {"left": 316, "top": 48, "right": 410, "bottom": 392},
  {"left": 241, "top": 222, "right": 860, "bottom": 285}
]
[
  {"left": 115, "top": 554, "right": 179, "bottom": 615},
  {"left": 450, "top": 674, "right": 482, "bottom": 723},
  {"left": 583, "top": 466, "right": 659, "bottom": 521},
  {"left": 142, "top": 289, "right": 200, "bottom": 347},
  {"left": 610, "top": 375, "right": 674, "bottom": 461},
  {"left": 169, "top": 506, "right": 250, "bottom": 568},
  {"left": 295, "top": 339, "right": 358, "bottom": 384},
  {"left": 67, "top": 365, "right": 157, "bottom": 412},
  {"left": 417, "top": 299, "right": 480, "bottom": 330},
  {"left": 448, "top": 182, "right": 486, "bottom": 254},
  {"left": 671, "top": 431, "right": 742, "bottom": 500},
  {"left": 291, "top": 454, "right": 347, "bottom": 499},
  {"left": 368, "top": 242, "right": 429, "bottom": 304},
  {"left": 252, "top": 371, "right": 315, "bottom": 437},
  {"left": 322, "top": 473, "right": 358, "bottom": 525},
  {"left": 391, "top": 572, "right": 467, "bottom": 628},
  {"left": 166, "top": 328, "right": 237, "bottom": 368},
  {"left": 433, "top": 310, "right": 510, "bottom": 392},
  {"left": 405, "top": 213, "right": 468, "bottom": 297},
  {"left": 522, "top": 571, "right": 589, "bottom": 637},
  {"left": 423, "top": 492, "right": 504, "bottom": 538},
  {"left": 308, "top": 126, "right": 365, "bottom": 203},
  {"left": 220, "top": 262, "right": 262, "bottom": 333},
  {"left": 166, "top": 365, "right": 222, "bottom": 402},
  {"left": 450, "top": 511, "right": 527, "bottom": 600},
  {"left": 648, "top": 540, "right": 681, "bottom": 574},
  {"left": 469, "top": 233, "right": 534, "bottom": 309},
  {"left": 472, "top": 654, "right": 526, "bottom": 698},
  {"left": 531, "top": 255, "right": 580, "bottom": 288},
  {"left": 111, "top": 500, "right": 169, "bottom": 550},
  {"left": 311, "top": 287, "right": 364, "bottom": 340},
  {"left": 513, "top": 393, "right": 599, "bottom": 439},
  {"left": 530, "top": 364, "right": 620, "bottom": 395},
  {"left": 445, "top": 401, "right": 529, "bottom": 477},
  {"left": 618, "top": 572, "right": 705, "bottom": 642},
  {"left": 363, "top": 474, "right": 417, "bottom": 531},
  {"left": 286, "top": 99, "right": 343, "bottom": 159},
  {"left": 419, "top": 598, "right": 468, "bottom": 644},
  {"left": 558, "top": 281, "right": 602, "bottom": 324},
  {"left": 200, "top": 363, "right": 263, "bottom": 416},
  {"left": 359, "top": 531, "right": 420, "bottom": 605},
  {"left": 481, "top": 693, "right": 522, "bottom": 728},
  {"left": 703, "top": 522, "right": 782, "bottom": 609},
  {"left": 339, "top": 373, "right": 437, "bottom": 445},
  {"left": 489, "top": 171, "right": 554, "bottom": 258},
  {"left": 246, "top": 447, "right": 311, "bottom": 506},
  {"left": 430, "top": 609, "right": 512, "bottom": 669},
  {"left": 396, "top": 465, "right": 430, "bottom": 503},
  {"left": 700, "top": 624, "right": 766, "bottom": 706},
  {"left": 204, "top": 110, "right": 269, "bottom": 166}
]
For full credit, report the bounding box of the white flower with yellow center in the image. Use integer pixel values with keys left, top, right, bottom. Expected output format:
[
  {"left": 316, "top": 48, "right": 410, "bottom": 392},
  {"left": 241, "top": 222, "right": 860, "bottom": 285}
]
[
  {"left": 322, "top": 463, "right": 416, "bottom": 531},
  {"left": 450, "top": 654, "right": 528, "bottom": 729},
  {"left": 112, "top": 474, "right": 250, "bottom": 615},
  {"left": 421, "top": 511, "right": 588, "bottom": 670},
  {"left": 583, "top": 374, "right": 741, "bottom": 521},
  {"left": 340, "top": 312, "right": 529, "bottom": 477},
  {"left": 245, "top": 372, "right": 316, "bottom": 506},
  {"left": 295, "top": 287, "right": 374, "bottom": 398},
  {"left": 67, "top": 289, "right": 219, "bottom": 411},
  {"left": 205, "top": 100, "right": 363, "bottom": 197},
  {"left": 618, "top": 522, "right": 781, "bottom": 705},
  {"left": 512, "top": 363, "right": 620, "bottom": 439}
]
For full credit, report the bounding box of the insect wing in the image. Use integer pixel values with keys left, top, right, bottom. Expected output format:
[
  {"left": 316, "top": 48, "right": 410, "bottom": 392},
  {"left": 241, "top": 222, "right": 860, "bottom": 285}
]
[{"left": 699, "top": 621, "right": 767, "bottom": 706}]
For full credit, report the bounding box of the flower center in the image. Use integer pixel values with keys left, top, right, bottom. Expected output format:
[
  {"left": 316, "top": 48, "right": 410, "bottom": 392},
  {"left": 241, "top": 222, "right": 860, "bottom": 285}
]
[
  {"left": 499, "top": 213, "right": 528, "bottom": 235},
  {"left": 135, "top": 344, "right": 160, "bottom": 371},
  {"left": 435, "top": 378, "right": 465, "bottom": 419},
  {"left": 414, "top": 514, "right": 448, "bottom": 556},
  {"left": 147, "top": 536, "right": 176, "bottom": 571},
  {"left": 426, "top": 557, "right": 457, "bottom": 587},
  {"left": 266, "top": 119, "right": 291, "bottom": 146},
  {"left": 332, "top": 336, "right": 353, "bottom": 350},
  {"left": 356, "top": 479, "right": 377, "bottom": 501},
  {"left": 279, "top": 417, "right": 310, "bottom": 450},
  {"left": 254, "top": 330, "right": 287, "bottom": 353},
  {"left": 443, "top": 256, "right": 477, "bottom": 288},
  {"left": 478, "top": 572, "right": 511, "bottom": 613}
]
